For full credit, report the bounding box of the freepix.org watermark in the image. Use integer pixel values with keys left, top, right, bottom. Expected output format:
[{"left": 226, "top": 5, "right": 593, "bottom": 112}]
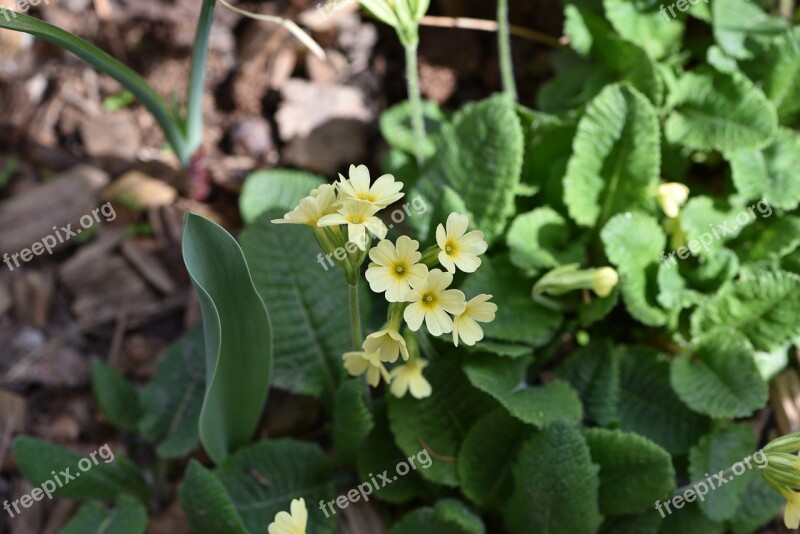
[
  {"left": 660, "top": 199, "right": 772, "bottom": 267},
  {"left": 3, "top": 444, "right": 115, "bottom": 518},
  {"left": 318, "top": 448, "right": 432, "bottom": 518},
  {"left": 1, "top": 0, "right": 51, "bottom": 21},
  {"left": 654, "top": 448, "right": 768, "bottom": 518},
  {"left": 2, "top": 202, "right": 117, "bottom": 272},
  {"left": 659, "top": 0, "right": 710, "bottom": 21},
  {"left": 316, "top": 194, "right": 428, "bottom": 271}
]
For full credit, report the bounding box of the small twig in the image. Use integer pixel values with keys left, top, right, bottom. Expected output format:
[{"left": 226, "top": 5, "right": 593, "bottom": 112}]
[
  {"left": 419, "top": 15, "right": 563, "bottom": 48},
  {"left": 218, "top": 0, "right": 326, "bottom": 60}
]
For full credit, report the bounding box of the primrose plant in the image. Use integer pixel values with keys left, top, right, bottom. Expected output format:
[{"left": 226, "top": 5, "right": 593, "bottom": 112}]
[{"left": 272, "top": 164, "right": 497, "bottom": 399}]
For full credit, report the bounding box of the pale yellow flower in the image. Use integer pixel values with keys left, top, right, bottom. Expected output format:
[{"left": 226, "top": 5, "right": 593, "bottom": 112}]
[
  {"left": 404, "top": 269, "right": 466, "bottom": 336},
  {"left": 591, "top": 267, "right": 619, "bottom": 298},
  {"left": 343, "top": 351, "right": 391, "bottom": 387},
  {"left": 337, "top": 164, "right": 404, "bottom": 208},
  {"left": 783, "top": 489, "right": 800, "bottom": 529},
  {"left": 363, "top": 325, "right": 409, "bottom": 363},
  {"left": 268, "top": 498, "right": 307, "bottom": 534},
  {"left": 436, "top": 213, "right": 488, "bottom": 273},
  {"left": 365, "top": 236, "right": 428, "bottom": 302},
  {"left": 271, "top": 184, "right": 338, "bottom": 227},
  {"left": 317, "top": 199, "right": 388, "bottom": 250},
  {"left": 452, "top": 294, "right": 497, "bottom": 347},
  {"left": 390, "top": 358, "right": 432, "bottom": 399},
  {"left": 657, "top": 182, "right": 690, "bottom": 218}
]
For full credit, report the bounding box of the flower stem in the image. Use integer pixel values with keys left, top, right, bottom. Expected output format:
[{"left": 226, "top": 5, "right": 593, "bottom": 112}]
[
  {"left": 496, "top": 0, "right": 517, "bottom": 101},
  {"left": 404, "top": 41, "right": 427, "bottom": 167},
  {"left": 185, "top": 0, "right": 217, "bottom": 160},
  {"left": 349, "top": 282, "right": 362, "bottom": 350}
]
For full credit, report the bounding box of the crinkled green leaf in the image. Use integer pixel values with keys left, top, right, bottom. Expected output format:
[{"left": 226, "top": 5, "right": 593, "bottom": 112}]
[
  {"left": 458, "top": 409, "right": 529, "bottom": 508},
  {"left": 712, "top": 0, "right": 787, "bottom": 60},
  {"left": 599, "top": 512, "right": 661, "bottom": 533},
  {"left": 678, "top": 196, "right": 743, "bottom": 256},
  {"left": 460, "top": 256, "right": 562, "bottom": 347},
  {"left": 215, "top": 439, "right": 334, "bottom": 533},
  {"left": 432, "top": 94, "right": 523, "bottom": 243},
  {"left": 463, "top": 356, "right": 582, "bottom": 428},
  {"left": 239, "top": 169, "right": 324, "bottom": 225},
  {"left": 730, "top": 472, "right": 783, "bottom": 534},
  {"left": 240, "top": 210, "right": 348, "bottom": 399},
  {"left": 333, "top": 379, "right": 374, "bottom": 465},
  {"left": 728, "top": 128, "right": 800, "bottom": 211},
  {"left": 506, "top": 207, "right": 585, "bottom": 276},
  {"left": 179, "top": 460, "right": 248, "bottom": 533},
  {"left": 584, "top": 428, "right": 675, "bottom": 516},
  {"left": 556, "top": 341, "right": 621, "bottom": 426},
  {"left": 618, "top": 349, "right": 709, "bottom": 455},
  {"left": 659, "top": 501, "right": 724, "bottom": 533},
  {"left": 564, "top": 84, "right": 660, "bottom": 227},
  {"left": 665, "top": 69, "right": 778, "bottom": 152},
  {"left": 380, "top": 99, "right": 445, "bottom": 159},
  {"left": 739, "top": 215, "right": 800, "bottom": 262},
  {"left": 691, "top": 270, "right": 800, "bottom": 351},
  {"left": 387, "top": 357, "right": 496, "bottom": 487},
  {"left": 688, "top": 424, "right": 755, "bottom": 522},
  {"left": 138, "top": 326, "right": 205, "bottom": 459},
  {"left": 743, "top": 28, "right": 800, "bottom": 123},
  {"left": 182, "top": 212, "right": 272, "bottom": 464},
  {"left": 671, "top": 332, "right": 767, "bottom": 418},
  {"left": 62, "top": 496, "right": 147, "bottom": 534},
  {"left": 604, "top": 0, "right": 684, "bottom": 59},
  {"left": 389, "top": 499, "right": 484, "bottom": 534},
  {"left": 504, "top": 422, "right": 603, "bottom": 533},
  {"left": 601, "top": 212, "right": 667, "bottom": 326},
  {"left": 91, "top": 360, "right": 141, "bottom": 434}
]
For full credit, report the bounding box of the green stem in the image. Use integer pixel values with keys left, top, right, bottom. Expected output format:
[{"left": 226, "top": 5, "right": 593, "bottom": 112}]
[
  {"left": 349, "top": 282, "right": 362, "bottom": 350},
  {"left": 404, "top": 41, "right": 427, "bottom": 167},
  {"left": 497, "top": 0, "right": 517, "bottom": 101},
  {"left": 185, "top": 0, "right": 217, "bottom": 159}
]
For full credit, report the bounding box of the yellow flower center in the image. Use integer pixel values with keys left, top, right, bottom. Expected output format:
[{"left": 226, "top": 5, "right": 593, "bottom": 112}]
[
  {"left": 421, "top": 292, "right": 437, "bottom": 309},
  {"left": 444, "top": 240, "right": 458, "bottom": 255},
  {"left": 357, "top": 192, "right": 377, "bottom": 202},
  {"left": 349, "top": 215, "right": 363, "bottom": 224}
]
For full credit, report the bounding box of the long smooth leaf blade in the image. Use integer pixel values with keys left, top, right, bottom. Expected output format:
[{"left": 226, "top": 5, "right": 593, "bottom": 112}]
[
  {"left": 182, "top": 212, "right": 272, "bottom": 464},
  {"left": 0, "top": 11, "right": 188, "bottom": 163}
]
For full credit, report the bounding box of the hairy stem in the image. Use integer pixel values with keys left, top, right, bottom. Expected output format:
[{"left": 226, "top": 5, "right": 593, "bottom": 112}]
[
  {"left": 349, "top": 282, "right": 362, "bottom": 350},
  {"left": 404, "top": 42, "right": 427, "bottom": 166},
  {"left": 497, "top": 0, "right": 517, "bottom": 100}
]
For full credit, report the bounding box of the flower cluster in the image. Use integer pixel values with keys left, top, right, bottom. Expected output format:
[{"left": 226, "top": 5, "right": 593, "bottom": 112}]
[
  {"left": 272, "top": 165, "right": 497, "bottom": 400},
  {"left": 759, "top": 433, "right": 800, "bottom": 529}
]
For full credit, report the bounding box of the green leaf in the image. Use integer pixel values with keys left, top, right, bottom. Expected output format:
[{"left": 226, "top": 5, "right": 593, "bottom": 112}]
[
  {"left": 743, "top": 28, "right": 800, "bottom": 123},
  {"left": 460, "top": 255, "right": 562, "bottom": 346},
  {"left": 678, "top": 196, "right": 741, "bottom": 256},
  {"left": 463, "top": 356, "right": 582, "bottom": 428},
  {"left": 618, "top": 348, "right": 709, "bottom": 455},
  {"left": 240, "top": 211, "right": 349, "bottom": 399},
  {"left": 740, "top": 215, "right": 800, "bottom": 262},
  {"left": 389, "top": 499, "right": 485, "bottom": 534},
  {"left": 730, "top": 472, "right": 783, "bottom": 534},
  {"left": 179, "top": 460, "right": 248, "bottom": 534},
  {"left": 665, "top": 69, "right": 778, "bottom": 152},
  {"left": 333, "top": 379, "right": 374, "bottom": 465},
  {"left": 215, "top": 439, "right": 334, "bottom": 533},
  {"left": 432, "top": 94, "right": 524, "bottom": 243},
  {"left": 380, "top": 99, "right": 445, "bottom": 159},
  {"left": 691, "top": 270, "right": 800, "bottom": 351},
  {"left": 506, "top": 207, "right": 585, "bottom": 276},
  {"left": 599, "top": 512, "right": 661, "bottom": 533},
  {"left": 604, "top": 0, "right": 684, "bottom": 59},
  {"left": 13, "top": 436, "right": 149, "bottom": 502},
  {"left": 387, "top": 356, "right": 496, "bottom": 487},
  {"left": 601, "top": 212, "right": 668, "bottom": 326},
  {"left": 504, "top": 422, "right": 603, "bottom": 533},
  {"left": 182, "top": 212, "right": 272, "bottom": 464},
  {"left": 585, "top": 428, "right": 675, "bottom": 516},
  {"left": 239, "top": 169, "right": 324, "bottom": 225},
  {"left": 138, "top": 326, "right": 205, "bottom": 458},
  {"left": 0, "top": 13, "right": 187, "bottom": 163},
  {"left": 91, "top": 361, "right": 141, "bottom": 433},
  {"left": 712, "top": 0, "right": 787, "bottom": 60},
  {"left": 458, "top": 409, "right": 529, "bottom": 508},
  {"left": 357, "top": 400, "right": 428, "bottom": 504},
  {"left": 688, "top": 424, "right": 755, "bottom": 522},
  {"left": 659, "top": 500, "right": 724, "bottom": 533},
  {"left": 556, "top": 341, "right": 621, "bottom": 426},
  {"left": 564, "top": 83, "right": 660, "bottom": 227},
  {"left": 62, "top": 496, "right": 148, "bottom": 534},
  {"left": 671, "top": 332, "right": 767, "bottom": 418},
  {"left": 727, "top": 128, "right": 800, "bottom": 211}
]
